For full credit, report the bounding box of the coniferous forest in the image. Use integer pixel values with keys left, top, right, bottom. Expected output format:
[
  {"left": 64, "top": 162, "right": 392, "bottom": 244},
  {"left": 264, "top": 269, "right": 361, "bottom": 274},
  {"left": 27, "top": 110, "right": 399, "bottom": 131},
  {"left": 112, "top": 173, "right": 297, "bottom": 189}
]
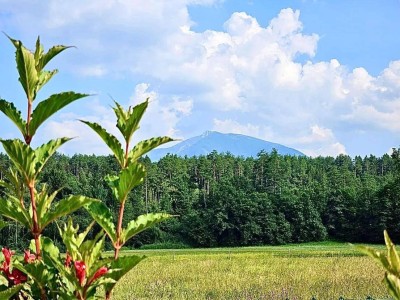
[{"left": 1, "top": 148, "right": 400, "bottom": 250}]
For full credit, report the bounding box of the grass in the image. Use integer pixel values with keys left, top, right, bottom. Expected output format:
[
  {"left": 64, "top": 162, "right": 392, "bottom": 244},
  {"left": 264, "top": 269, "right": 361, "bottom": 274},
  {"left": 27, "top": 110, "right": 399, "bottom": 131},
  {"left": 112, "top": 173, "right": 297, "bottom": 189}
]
[{"left": 107, "top": 243, "right": 389, "bottom": 300}]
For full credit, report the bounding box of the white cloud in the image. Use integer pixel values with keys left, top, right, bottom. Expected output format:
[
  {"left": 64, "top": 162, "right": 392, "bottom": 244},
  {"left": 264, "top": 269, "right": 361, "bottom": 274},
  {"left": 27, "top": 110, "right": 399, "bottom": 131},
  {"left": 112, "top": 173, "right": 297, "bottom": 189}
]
[
  {"left": 304, "top": 142, "right": 347, "bottom": 158},
  {"left": 293, "top": 125, "right": 346, "bottom": 157},
  {"left": 213, "top": 118, "right": 274, "bottom": 141},
  {"left": 1, "top": 2, "right": 399, "bottom": 157},
  {"left": 37, "top": 83, "right": 192, "bottom": 154}
]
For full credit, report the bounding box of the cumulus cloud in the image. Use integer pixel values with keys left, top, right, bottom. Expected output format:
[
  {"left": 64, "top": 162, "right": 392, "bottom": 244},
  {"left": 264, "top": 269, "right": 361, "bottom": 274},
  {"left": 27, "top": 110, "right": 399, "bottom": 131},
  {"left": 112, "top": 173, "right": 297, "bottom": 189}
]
[
  {"left": 294, "top": 125, "right": 347, "bottom": 157},
  {"left": 1, "top": 1, "right": 399, "bottom": 157},
  {"left": 37, "top": 83, "right": 192, "bottom": 154},
  {"left": 213, "top": 118, "right": 274, "bottom": 141}
]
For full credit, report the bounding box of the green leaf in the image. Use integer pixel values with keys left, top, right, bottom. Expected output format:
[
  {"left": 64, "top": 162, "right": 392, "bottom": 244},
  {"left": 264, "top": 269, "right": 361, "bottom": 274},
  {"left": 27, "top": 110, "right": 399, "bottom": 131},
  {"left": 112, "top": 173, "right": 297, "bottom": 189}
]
[
  {"left": 30, "top": 92, "right": 88, "bottom": 137},
  {"left": 385, "top": 230, "right": 400, "bottom": 275},
  {"left": 0, "top": 168, "right": 25, "bottom": 200},
  {"left": 85, "top": 201, "right": 117, "bottom": 244},
  {"left": 81, "top": 233, "right": 105, "bottom": 275},
  {"left": 115, "top": 162, "right": 146, "bottom": 203},
  {"left": 0, "top": 99, "right": 26, "bottom": 137},
  {"left": 41, "top": 195, "right": 97, "bottom": 229},
  {"left": 80, "top": 120, "right": 124, "bottom": 166},
  {"left": 356, "top": 245, "right": 391, "bottom": 271},
  {"left": 76, "top": 221, "right": 96, "bottom": 248},
  {"left": 40, "top": 236, "right": 80, "bottom": 293},
  {"left": 58, "top": 219, "right": 83, "bottom": 261},
  {"left": 128, "top": 136, "right": 174, "bottom": 163},
  {"left": 0, "top": 179, "right": 14, "bottom": 194},
  {"left": 39, "top": 44, "right": 73, "bottom": 70},
  {"left": 34, "top": 137, "right": 72, "bottom": 176},
  {"left": 15, "top": 260, "right": 53, "bottom": 290},
  {"left": 34, "top": 36, "right": 44, "bottom": 64},
  {"left": 36, "top": 185, "right": 59, "bottom": 226},
  {"left": 35, "top": 69, "right": 58, "bottom": 96},
  {"left": 104, "top": 163, "right": 146, "bottom": 203},
  {"left": 114, "top": 100, "right": 148, "bottom": 143},
  {"left": 385, "top": 273, "right": 400, "bottom": 300},
  {"left": 7, "top": 35, "right": 39, "bottom": 101},
  {"left": 105, "top": 175, "right": 119, "bottom": 202},
  {"left": 121, "top": 213, "right": 172, "bottom": 245},
  {"left": 0, "top": 195, "right": 31, "bottom": 228},
  {"left": 0, "top": 284, "right": 24, "bottom": 299},
  {"left": 0, "top": 139, "right": 36, "bottom": 184},
  {"left": 105, "top": 255, "right": 144, "bottom": 294}
]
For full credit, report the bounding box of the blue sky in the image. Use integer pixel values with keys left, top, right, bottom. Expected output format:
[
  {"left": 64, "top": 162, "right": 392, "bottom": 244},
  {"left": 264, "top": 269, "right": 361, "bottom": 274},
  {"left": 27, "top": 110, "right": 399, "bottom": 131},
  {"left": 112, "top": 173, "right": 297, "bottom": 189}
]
[{"left": 0, "top": 0, "right": 399, "bottom": 157}]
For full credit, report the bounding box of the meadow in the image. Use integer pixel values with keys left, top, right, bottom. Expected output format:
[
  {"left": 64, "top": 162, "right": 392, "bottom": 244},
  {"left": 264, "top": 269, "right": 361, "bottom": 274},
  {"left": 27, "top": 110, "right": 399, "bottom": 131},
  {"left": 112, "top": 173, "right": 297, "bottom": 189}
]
[{"left": 109, "top": 242, "right": 389, "bottom": 300}]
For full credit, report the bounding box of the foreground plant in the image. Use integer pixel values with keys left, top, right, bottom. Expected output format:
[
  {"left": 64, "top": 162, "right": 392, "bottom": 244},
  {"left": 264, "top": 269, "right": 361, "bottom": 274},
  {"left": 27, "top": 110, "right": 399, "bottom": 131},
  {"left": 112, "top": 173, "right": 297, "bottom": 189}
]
[
  {"left": 358, "top": 230, "right": 400, "bottom": 299},
  {"left": 0, "top": 35, "right": 91, "bottom": 259},
  {"left": 0, "top": 35, "right": 173, "bottom": 299},
  {"left": 82, "top": 100, "right": 173, "bottom": 298}
]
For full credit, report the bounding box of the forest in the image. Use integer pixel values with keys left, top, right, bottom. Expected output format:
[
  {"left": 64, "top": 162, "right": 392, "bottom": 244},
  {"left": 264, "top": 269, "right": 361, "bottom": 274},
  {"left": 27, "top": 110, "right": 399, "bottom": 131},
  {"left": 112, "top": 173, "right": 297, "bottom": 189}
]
[{"left": 1, "top": 148, "right": 400, "bottom": 250}]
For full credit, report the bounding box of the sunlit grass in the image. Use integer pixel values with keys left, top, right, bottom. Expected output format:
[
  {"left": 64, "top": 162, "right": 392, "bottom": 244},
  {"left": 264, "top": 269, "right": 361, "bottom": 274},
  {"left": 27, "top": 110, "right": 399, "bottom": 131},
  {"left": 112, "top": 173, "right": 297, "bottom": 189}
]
[{"left": 108, "top": 243, "right": 389, "bottom": 300}]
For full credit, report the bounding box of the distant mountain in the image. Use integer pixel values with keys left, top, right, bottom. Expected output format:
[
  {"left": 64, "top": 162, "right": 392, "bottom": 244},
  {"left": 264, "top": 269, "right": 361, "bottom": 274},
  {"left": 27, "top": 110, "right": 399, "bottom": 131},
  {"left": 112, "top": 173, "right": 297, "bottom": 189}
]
[{"left": 148, "top": 131, "right": 304, "bottom": 161}]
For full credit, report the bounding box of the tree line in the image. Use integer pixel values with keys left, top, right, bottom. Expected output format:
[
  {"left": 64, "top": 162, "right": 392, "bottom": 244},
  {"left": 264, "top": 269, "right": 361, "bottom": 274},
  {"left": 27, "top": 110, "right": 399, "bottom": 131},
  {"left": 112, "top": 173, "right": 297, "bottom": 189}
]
[{"left": 1, "top": 149, "right": 400, "bottom": 249}]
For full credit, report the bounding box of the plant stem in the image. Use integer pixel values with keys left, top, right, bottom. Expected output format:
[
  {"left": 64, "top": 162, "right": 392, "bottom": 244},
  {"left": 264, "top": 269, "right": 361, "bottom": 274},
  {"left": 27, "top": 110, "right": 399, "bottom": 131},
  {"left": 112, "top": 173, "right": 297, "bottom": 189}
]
[
  {"left": 28, "top": 182, "right": 41, "bottom": 259},
  {"left": 124, "top": 141, "right": 130, "bottom": 168},
  {"left": 114, "top": 200, "right": 125, "bottom": 259},
  {"left": 25, "top": 100, "right": 32, "bottom": 144},
  {"left": 105, "top": 290, "right": 111, "bottom": 300}
]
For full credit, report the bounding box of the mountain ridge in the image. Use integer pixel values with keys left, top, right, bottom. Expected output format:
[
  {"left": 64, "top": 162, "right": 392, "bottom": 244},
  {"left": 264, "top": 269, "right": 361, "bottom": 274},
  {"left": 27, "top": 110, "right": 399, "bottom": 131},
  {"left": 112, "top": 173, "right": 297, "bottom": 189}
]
[{"left": 148, "top": 131, "right": 304, "bottom": 161}]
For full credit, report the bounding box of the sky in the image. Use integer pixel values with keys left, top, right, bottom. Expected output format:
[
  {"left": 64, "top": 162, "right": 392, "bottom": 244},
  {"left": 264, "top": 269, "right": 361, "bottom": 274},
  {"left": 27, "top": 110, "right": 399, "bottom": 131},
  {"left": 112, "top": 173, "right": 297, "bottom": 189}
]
[{"left": 0, "top": 0, "right": 399, "bottom": 158}]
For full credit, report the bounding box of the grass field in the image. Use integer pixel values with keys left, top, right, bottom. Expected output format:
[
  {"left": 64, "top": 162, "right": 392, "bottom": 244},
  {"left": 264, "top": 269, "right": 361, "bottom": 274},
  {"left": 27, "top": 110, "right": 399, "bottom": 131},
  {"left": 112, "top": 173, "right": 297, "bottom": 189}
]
[{"left": 109, "top": 242, "right": 389, "bottom": 300}]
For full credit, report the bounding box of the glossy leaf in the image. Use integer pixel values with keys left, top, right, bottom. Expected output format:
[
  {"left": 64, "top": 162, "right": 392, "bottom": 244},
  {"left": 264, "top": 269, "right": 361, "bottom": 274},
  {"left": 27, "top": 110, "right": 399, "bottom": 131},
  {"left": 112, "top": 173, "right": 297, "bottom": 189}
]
[
  {"left": 41, "top": 195, "right": 97, "bottom": 230},
  {"left": 36, "top": 185, "right": 59, "bottom": 226},
  {"left": 15, "top": 260, "right": 53, "bottom": 291},
  {"left": 385, "top": 230, "right": 400, "bottom": 275},
  {"left": 0, "top": 138, "right": 71, "bottom": 184},
  {"left": 34, "top": 137, "right": 72, "bottom": 175},
  {"left": 7, "top": 35, "right": 38, "bottom": 101},
  {"left": 80, "top": 120, "right": 124, "bottom": 166},
  {"left": 40, "top": 236, "right": 80, "bottom": 294},
  {"left": 104, "top": 164, "right": 146, "bottom": 203},
  {"left": 356, "top": 245, "right": 391, "bottom": 272},
  {"left": 0, "top": 139, "right": 36, "bottom": 184},
  {"left": 85, "top": 201, "right": 117, "bottom": 243},
  {"left": 105, "top": 255, "right": 144, "bottom": 294},
  {"left": 386, "top": 273, "right": 400, "bottom": 300},
  {"left": 0, "top": 99, "right": 26, "bottom": 137},
  {"left": 0, "top": 168, "right": 25, "bottom": 201},
  {"left": 0, "top": 284, "right": 24, "bottom": 299},
  {"left": 35, "top": 69, "right": 58, "bottom": 96},
  {"left": 0, "top": 195, "right": 31, "bottom": 228},
  {"left": 80, "top": 232, "right": 106, "bottom": 274},
  {"left": 30, "top": 92, "right": 88, "bottom": 137},
  {"left": 128, "top": 136, "right": 174, "bottom": 163},
  {"left": 121, "top": 213, "right": 172, "bottom": 245},
  {"left": 105, "top": 175, "right": 119, "bottom": 202},
  {"left": 114, "top": 162, "right": 146, "bottom": 203},
  {"left": 114, "top": 100, "right": 148, "bottom": 143},
  {"left": 58, "top": 219, "right": 85, "bottom": 261},
  {"left": 39, "top": 44, "right": 73, "bottom": 71}
]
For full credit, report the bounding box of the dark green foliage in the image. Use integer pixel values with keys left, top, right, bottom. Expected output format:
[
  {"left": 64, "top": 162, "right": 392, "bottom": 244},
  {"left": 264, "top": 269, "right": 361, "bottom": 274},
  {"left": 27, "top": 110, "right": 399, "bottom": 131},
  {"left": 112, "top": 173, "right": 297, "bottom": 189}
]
[{"left": 2, "top": 148, "right": 399, "bottom": 248}]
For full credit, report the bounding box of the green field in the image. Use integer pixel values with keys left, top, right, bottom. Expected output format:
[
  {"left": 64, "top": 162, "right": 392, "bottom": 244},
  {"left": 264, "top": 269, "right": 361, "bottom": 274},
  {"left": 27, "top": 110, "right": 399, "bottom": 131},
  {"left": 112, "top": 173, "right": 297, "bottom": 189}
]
[{"left": 107, "top": 242, "right": 389, "bottom": 300}]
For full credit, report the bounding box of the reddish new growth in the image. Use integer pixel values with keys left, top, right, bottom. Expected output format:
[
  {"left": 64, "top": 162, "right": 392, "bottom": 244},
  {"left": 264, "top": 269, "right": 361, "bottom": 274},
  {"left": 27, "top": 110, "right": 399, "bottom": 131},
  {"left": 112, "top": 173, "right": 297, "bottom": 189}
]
[
  {"left": 88, "top": 266, "right": 108, "bottom": 285},
  {"left": 24, "top": 250, "right": 36, "bottom": 264},
  {"left": 65, "top": 252, "right": 72, "bottom": 267},
  {"left": 74, "top": 260, "right": 108, "bottom": 287},
  {"left": 74, "top": 260, "right": 86, "bottom": 286},
  {"left": 0, "top": 248, "right": 27, "bottom": 285}
]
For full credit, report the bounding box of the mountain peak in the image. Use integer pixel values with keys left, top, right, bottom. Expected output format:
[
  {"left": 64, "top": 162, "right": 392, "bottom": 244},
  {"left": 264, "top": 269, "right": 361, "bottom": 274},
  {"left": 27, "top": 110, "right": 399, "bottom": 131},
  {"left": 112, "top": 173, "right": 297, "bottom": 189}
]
[{"left": 148, "top": 131, "right": 304, "bottom": 161}]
